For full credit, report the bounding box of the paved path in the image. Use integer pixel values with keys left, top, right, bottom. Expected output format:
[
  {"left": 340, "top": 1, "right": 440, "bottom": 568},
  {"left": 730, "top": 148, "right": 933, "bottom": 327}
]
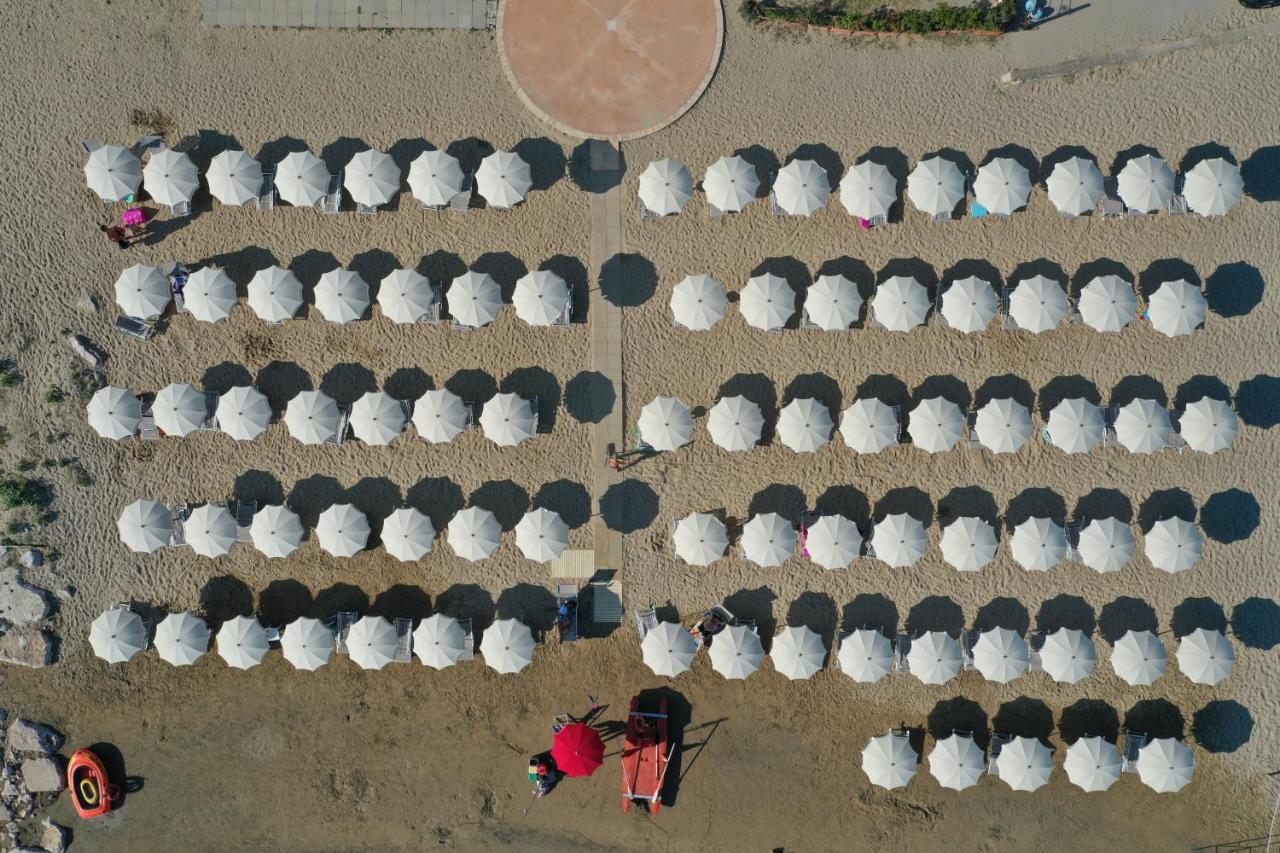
[{"left": 202, "top": 0, "right": 496, "bottom": 29}]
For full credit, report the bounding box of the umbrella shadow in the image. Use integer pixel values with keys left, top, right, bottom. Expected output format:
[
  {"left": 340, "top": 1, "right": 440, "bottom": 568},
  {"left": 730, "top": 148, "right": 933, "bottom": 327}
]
[
  {"left": 1242, "top": 145, "right": 1280, "bottom": 201},
  {"left": 1059, "top": 699, "right": 1119, "bottom": 743},
  {"left": 993, "top": 697, "right": 1055, "bottom": 743},
  {"left": 841, "top": 593, "right": 898, "bottom": 635},
  {"left": 813, "top": 485, "right": 870, "bottom": 531},
  {"left": 1178, "top": 142, "right": 1237, "bottom": 175},
  {"left": 501, "top": 366, "right": 560, "bottom": 432},
  {"left": 534, "top": 480, "right": 592, "bottom": 529},
  {"left": 1200, "top": 489, "right": 1260, "bottom": 543},
  {"left": 1097, "top": 597, "right": 1160, "bottom": 644},
  {"left": 927, "top": 698, "right": 989, "bottom": 745},
  {"left": 1137, "top": 488, "right": 1197, "bottom": 532},
  {"left": 435, "top": 583, "right": 495, "bottom": 632},
  {"left": 1236, "top": 375, "right": 1280, "bottom": 428},
  {"left": 1170, "top": 597, "right": 1228, "bottom": 637},
  {"left": 732, "top": 145, "right": 780, "bottom": 196},
  {"left": 497, "top": 583, "right": 557, "bottom": 635},
  {"left": 385, "top": 367, "right": 434, "bottom": 401},
  {"left": 470, "top": 480, "right": 530, "bottom": 531},
  {"left": 258, "top": 579, "right": 313, "bottom": 627},
  {"left": 598, "top": 253, "right": 658, "bottom": 307},
  {"left": 513, "top": 137, "right": 566, "bottom": 192},
  {"left": 199, "top": 575, "right": 254, "bottom": 625},
  {"left": 1123, "top": 699, "right": 1184, "bottom": 741},
  {"left": 1035, "top": 594, "right": 1095, "bottom": 634},
  {"left": 937, "top": 486, "right": 1000, "bottom": 529},
  {"left": 1136, "top": 258, "right": 1199, "bottom": 300},
  {"left": 288, "top": 475, "right": 344, "bottom": 528},
  {"left": 1074, "top": 488, "right": 1133, "bottom": 524},
  {"left": 905, "top": 596, "right": 963, "bottom": 636},
  {"left": 540, "top": 254, "right": 590, "bottom": 323},
  {"left": 1204, "top": 262, "right": 1266, "bottom": 318},
  {"left": 1004, "top": 487, "right": 1067, "bottom": 530},
  {"left": 747, "top": 484, "right": 806, "bottom": 524},
  {"left": 472, "top": 251, "right": 528, "bottom": 304},
  {"left": 973, "top": 374, "right": 1035, "bottom": 412},
  {"left": 1232, "top": 598, "right": 1280, "bottom": 650},
  {"left": 563, "top": 371, "right": 615, "bottom": 424},
  {"left": 974, "top": 598, "right": 1030, "bottom": 634},
  {"left": 88, "top": 742, "right": 143, "bottom": 807},
  {"left": 233, "top": 470, "right": 286, "bottom": 506},
  {"left": 1193, "top": 701, "right": 1254, "bottom": 753},
  {"left": 312, "top": 583, "right": 370, "bottom": 619}
]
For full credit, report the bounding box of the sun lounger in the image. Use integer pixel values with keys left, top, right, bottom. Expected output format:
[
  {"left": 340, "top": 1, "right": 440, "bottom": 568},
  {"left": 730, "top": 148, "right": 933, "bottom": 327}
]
[
  {"left": 1102, "top": 405, "right": 1122, "bottom": 447},
  {"left": 588, "top": 577, "right": 624, "bottom": 630},
  {"left": 324, "top": 406, "right": 351, "bottom": 446},
  {"left": 115, "top": 315, "right": 156, "bottom": 341},
  {"left": 987, "top": 732, "right": 1014, "bottom": 775},
  {"left": 449, "top": 175, "right": 473, "bottom": 212},
  {"left": 708, "top": 202, "right": 726, "bottom": 219},
  {"left": 138, "top": 406, "right": 160, "bottom": 441},
  {"left": 426, "top": 283, "right": 444, "bottom": 323},
  {"left": 234, "top": 499, "right": 257, "bottom": 543},
  {"left": 199, "top": 391, "right": 219, "bottom": 431},
  {"left": 171, "top": 201, "right": 191, "bottom": 218},
  {"left": 256, "top": 169, "right": 276, "bottom": 210},
  {"left": 639, "top": 198, "right": 659, "bottom": 221},
  {"left": 965, "top": 409, "right": 983, "bottom": 449},
  {"left": 320, "top": 173, "right": 342, "bottom": 214},
  {"left": 80, "top": 139, "right": 103, "bottom": 154},
  {"left": 529, "top": 396, "right": 541, "bottom": 434},
  {"left": 130, "top": 134, "right": 166, "bottom": 158},
  {"left": 463, "top": 401, "right": 476, "bottom": 428},
  {"left": 457, "top": 617, "right": 475, "bottom": 660},
  {"left": 556, "top": 583, "right": 580, "bottom": 643},
  {"left": 393, "top": 618, "right": 413, "bottom": 662},
  {"left": 1000, "top": 287, "right": 1021, "bottom": 330},
  {"left": 329, "top": 612, "right": 359, "bottom": 654},
  {"left": 356, "top": 202, "right": 378, "bottom": 215},
  {"left": 894, "top": 631, "right": 912, "bottom": 672},
  {"left": 1100, "top": 176, "right": 1125, "bottom": 218},
  {"left": 553, "top": 295, "right": 573, "bottom": 326},
  {"left": 961, "top": 628, "right": 981, "bottom": 670},
  {"left": 169, "top": 503, "right": 189, "bottom": 546},
  {"left": 1120, "top": 729, "right": 1146, "bottom": 773},
  {"left": 635, "top": 606, "right": 659, "bottom": 639},
  {"left": 1026, "top": 630, "right": 1045, "bottom": 672}
]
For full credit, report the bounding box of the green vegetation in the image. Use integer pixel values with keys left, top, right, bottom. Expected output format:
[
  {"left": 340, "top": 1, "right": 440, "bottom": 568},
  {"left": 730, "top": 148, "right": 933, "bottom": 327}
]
[
  {"left": 0, "top": 359, "right": 20, "bottom": 389},
  {"left": 739, "top": 0, "right": 1019, "bottom": 33},
  {"left": 43, "top": 385, "right": 66, "bottom": 404},
  {"left": 0, "top": 477, "right": 49, "bottom": 511}
]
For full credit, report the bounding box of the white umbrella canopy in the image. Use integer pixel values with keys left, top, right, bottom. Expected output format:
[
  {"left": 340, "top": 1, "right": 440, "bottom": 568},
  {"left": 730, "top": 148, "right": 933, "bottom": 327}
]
[
  {"left": 184, "top": 503, "right": 237, "bottom": 558},
  {"left": 281, "top": 617, "right": 334, "bottom": 671},
  {"left": 346, "top": 616, "right": 398, "bottom": 670},
  {"left": 413, "top": 389, "right": 469, "bottom": 443},
  {"left": 940, "top": 276, "right": 998, "bottom": 333},
  {"left": 1010, "top": 517, "right": 1068, "bottom": 571},
  {"left": 907, "top": 397, "right": 965, "bottom": 453},
  {"left": 476, "top": 150, "right": 532, "bottom": 209},
  {"left": 708, "top": 625, "right": 764, "bottom": 680},
  {"left": 85, "top": 144, "right": 141, "bottom": 201},
  {"left": 1111, "top": 629, "right": 1168, "bottom": 686},
  {"left": 1046, "top": 398, "right": 1104, "bottom": 454},
  {"left": 995, "top": 737, "right": 1054, "bottom": 792},
  {"left": 839, "top": 160, "right": 897, "bottom": 219},
  {"left": 1137, "top": 738, "right": 1195, "bottom": 793},
  {"left": 1146, "top": 279, "right": 1206, "bottom": 337},
  {"left": 154, "top": 612, "right": 209, "bottom": 666},
  {"left": 1046, "top": 156, "right": 1104, "bottom": 216},
  {"left": 1179, "top": 397, "right": 1238, "bottom": 454},
  {"left": 448, "top": 271, "right": 502, "bottom": 327},
  {"left": 1117, "top": 154, "right": 1175, "bottom": 212},
  {"left": 118, "top": 499, "right": 172, "bottom": 553},
  {"left": 143, "top": 149, "right": 199, "bottom": 206},
  {"left": 740, "top": 513, "right": 796, "bottom": 567},
  {"left": 805, "top": 515, "right": 862, "bottom": 570},
  {"left": 115, "top": 264, "right": 171, "bottom": 319},
  {"left": 314, "top": 269, "right": 370, "bottom": 324},
  {"left": 862, "top": 734, "right": 918, "bottom": 790},
  {"left": 1064, "top": 736, "right": 1123, "bottom": 792},
  {"left": 703, "top": 155, "right": 759, "bottom": 213},
  {"left": 840, "top": 398, "right": 899, "bottom": 454},
  {"left": 641, "top": 622, "right": 698, "bottom": 677},
  {"left": 672, "top": 512, "right": 728, "bottom": 565},
  {"left": 350, "top": 391, "right": 406, "bottom": 445},
  {"left": 217, "top": 616, "right": 270, "bottom": 670},
  {"left": 1145, "top": 517, "right": 1203, "bottom": 573},
  {"left": 1114, "top": 398, "right": 1171, "bottom": 454},
  {"left": 513, "top": 270, "right": 570, "bottom": 327},
  {"left": 90, "top": 607, "right": 148, "bottom": 663},
  {"left": 740, "top": 273, "right": 795, "bottom": 330},
  {"left": 773, "top": 159, "right": 830, "bottom": 216},
  {"left": 872, "top": 276, "right": 930, "bottom": 331},
  {"left": 249, "top": 504, "right": 304, "bottom": 558},
  {"left": 407, "top": 149, "right": 465, "bottom": 207},
  {"left": 974, "top": 398, "right": 1033, "bottom": 454},
  {"left": 216, "top": 386, "right": 271, "bottom": 441},
  {"left": 480, "top": 393, "right": 536, "bottom": 446},
  {"left": 1177, "top": 628, "right": 1235, "bottom": 685},
  {"left": 1008, "top": 274, "right": 1068, "bottom": 333},
  {"left": 707, "top": 395, "right": 763, "bottom": 451},
  {"left": 448, "top": 507, "right": 502, "bottom": 561},
  {"left": 207, "top": 149, "right": 263, "bottom": 206},
  {"left": 770, "top": 625, "right": 826, "bottom": 680},
  {"left": 777, "top": 398, "right": 833, "bottom": 452},
  {"left": 972, "top": 627, "right": 1030, "bottom": 683},
  {"left": 316, "top": 504, "right": 370, "bottom": 557},
  {"left": 907, "top": 631, "right": 963, "bottom": 685},
  {"left": 806, "top": 274, "right": 862, "bottom": 330},
  {"left": 515, "top": 508, "right": 569, "bottom": 563},
  {"left": 940, "top": 517, "right": 998, "bottom": 572},
  {"left": 1039, "top": 627, "right": 1097, "bottom": 684},
  {"left": 639, "top": 158, "right": 694, "bottom": 216},
  {"left": 973, "top": 158, "right": 1032, "bottom": 215},
  {"left": 343, "top": 149, "right": 399, "bottom": 207},
  {"left": 670, "top": 274, "right": 727, "bottom": 330},
  {"left": 638, "top": 396, "right": 693, "bottom": 451},
  {"left": 1079, "top": 275, "right": 1137, "bottom": 332},
  {"left": 285, "top": 390, "right": 341, "bottom": 445},
  {"left": 480, "top": 618, "right": 536, "bottom": 674},
  {"left": 377, "top": 269, "right": 435, "bottom": 324},
  {"left": 183, "top": 267, "right": 237, "bottom": 323},
  {"left": 247, "top": 266, "right": 303, "bottom": 322},
  {"left": 907, "top": 156, "right": 964, "bottom": 216},
  {"left": 275, "top": 150, "right": 329, "bottom": 207},
  {"left": 870, "top": 513, "right": 928, "bottom": 567},
  {"left": 413, "top": 614, "right": 466, "bottom": 669},
  {"left": 929, "top": 733, "right": 986, "bottom": 791},
  {"left": 837, "top": 628, "right": 893, "bottom": 683},
  {"left": 1077, "top": 517, "right": 1136, "bottom": 572},
  {"left": 89, "top": 385, "right": 141, "bottom": 440},
  {"left": 1183, "top": 157, "right": 1243, "bottom": 216},
  {"left": 381, "top": 507, "right": 435, "bottom": 561}
]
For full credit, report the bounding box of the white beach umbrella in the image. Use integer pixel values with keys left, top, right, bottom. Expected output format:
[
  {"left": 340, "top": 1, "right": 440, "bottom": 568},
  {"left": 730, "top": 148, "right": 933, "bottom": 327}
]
[
  {"left": 343, "top": 149, "right": 399, "bottom": 207},
  {"left": 476, "top": 150, "right": 531, "bottom": 209},
  {"left": 974, "top": 398, "right": 1033, "bottom": 454},
  {"left": 217, "top": 616, "right": 270, "bottom": 670},
  {"left": 1118, "top": 154, "right": 1175, "bottom": 212},
  {"left": 346, "top": 616, "right": 397, "bottom": 670},
  {"left": 863, "top": 734, "right": 918, "bottom": 790},
  {"left": 274, "top": 151, "right": 329, "bottom": 207},
  {"left": 143, "top": 149, "right": 198, "bottom": 206},
  {"left": 770, "top": 625, "right": 826, "bottom": 680},
  {"left": 90, "top": 607, "right": 147, "bottom": 663},
  {"left": 207, "top": 149, "right": 262, "bottom": 206},
  {"left": 448, "top": 271, "right": 501, "bottom": 327},
  {"left": 1079, "top": 275, "right": 1137, "bottom": 332},
  {"left": 707, "top": 395, "right": 763, "bottom": 451},
  {"left": 805, "top": 515, "right": 862, "bottom": 570},
  {"left": 703, "top": 155, "right": 759, "bottom": 213},
  {"left": 247, "top": 266, "right": 303, "bottom": 322},
  {"left": 1179, "top": 397, "right": 1238, "bottom": 454},
  {"left": 249, "top": 504, "right": 304, "bottom": 558},
  {"left": 740, "top": 273, "right": 795, "bottom": 330},
  {"left": 1176, "top": 628, "right": 1235, "bottom": 685},
  {"left": 973, "top": 158, "right": 1031, "bottom": 215},
  {"left": 907, "top": 631, "right": 963, "bottom": 685},
  {"left": 773, "top": 159, "right": 830, "bottom": 216},
  {"left": 407, "top": 149, "right": 465, "bottom": 207},
  {"left": 316, "top": 504, "right": 369, "bottom": 558},
  {"left": 839, "top": 161, "right": 897, "bottom": 219},
  {"left": 513, "top": 270, "right": 570, "bottom": 327},
  {"left": 413, "top": 389, "right": 469, "bottom": 443},
  {"left": 350, "top": 391, "right": 405, "bottom": 445},
  {"left": 1008, "top": 275, "right": 1068, "bottom": 333},
  {"left": 1076, "top": 517, "right": 1136, "bottom": 572},
  {"left": 448, "top": 507, "right": 501, "bottom": 561},
  {"left": 378, "top": 269, "right": 435, "bottom": 324},
  {"left": 1183, "top": 158, "right": 1243, "bottom": 216},
  {"left": 285, "top": 390, "right": 340, "bottom": 445},
  {"left": 1146, "top": 279, "right": 1206, "bottom": 337},
  {"left": 641, "top": 622, "right": 698, "bottom": 677},
  {"left": 1114, "top": 398, "right": 1171, "bottom": 453},
  {"left": 777, "top": 398, "right": 833, "bottom": 452},
  {"left": 670, "top": 274, "right": 726, "bottom": 330},
  {"left": 870, "top": 514, "right": 928, "bottom": 567},
  {"left": 940, "top": 517, "right": 998, "bottom": 571},
  {"left": 840, "top": 398, "right": 899, "bottom": 453},
  {"left": 413, "top": 614, "right": 465, "bottom": 670},
  {"left": 639, "top": 158, "right": 694, "bottom": 216},
  {"left": 184, "top": 503, "right": 237, "bottom": 558},
  {"left": 672, "top": 512, "right": 728, "bottom": 565},
  {"left": 929, "top": 734, "right": 985, "bottom": 791},
  {"left": 740, "top": 513, "right": 796, "bottom": 567},
  {"left": 1046, "top": 398, "right": 1104, "bottom": 454},
  {"left": 1145, "top": 517, "right": 1203, "bottom": 573},
  {"left": 216, "top": 386, "right": 271, "bottom": 441},
  {"left": 995, "top": 737, "right": 1054, "bottom": 792},
  {"left": 1010, "top": 517, "right": 1068, "bottom": 571},
  {"left": 314, "top": 269, "right": 370, "bottom": 324},
  {"left": 182, "top": 267, "right": 237, "bottom": 323},
  {"left": 907, "top": 156, "right": 964, "bottom": 216},
  {"left": 1046, "top": 156, "right": 1103, "bottom": 216},
  {"left": 907, "top": 397, "right": 965, "bottom": 453},
  {"left": 382, "top": 507, "right": 434, "bottom": 561},
  {"left": 940, "top": 276, "right": 998, "bottom": 333},
  {"left": 806, "top": 274, "right": 862, "bottom": 330},
  {"left": 872, "top": 276, "right": 930, "bottom": 331},
  {"left": 118, "top": 499, "right": 171, "bottom": 553},
  {"left": 480, "top": 393, "right": 536, "bottom": 447},
  {"left": 1111, "top": 629, "right": 1168, "bottom": 686},
  {"left": 154, "top": 612, "right": 209, "bottom": 666},
  {"left": 972, "top": 627, "right": 1030, "bottom": 683},
  {"left": 480, "top": 618, "right": 535, "bottom": 674},
  {"left": 281, "top": 617, "right": 334, "bottom": 671},
  {"left": 85, "top": 144, "right": 141, "bottom": 201},
  {"left": 837, "top": 628, "right": 893, "bottom": 683},
  {"left": 1137, "top": 738, "right": 1195, "bottom": 793},
  {"left": 89, "top": 385, "right": 141, "bottom": 440},
  {"left": 515, "top": 508, "right": 569, "bottom": 563},
  {"left": 1039, "top": 627, "right": 1097, "bottom": 684},
  {"left": 708, "top": 625, "right": 764, "bottom": 680},
  {"left": 1064, "top": 736, "right": 1122, "bottom": 792},
  {"left": 115, "top": 264, "right": 171, "bottom": 319},
  {"left": 638, "top": 396, "right": 692, "bottom": 451}
]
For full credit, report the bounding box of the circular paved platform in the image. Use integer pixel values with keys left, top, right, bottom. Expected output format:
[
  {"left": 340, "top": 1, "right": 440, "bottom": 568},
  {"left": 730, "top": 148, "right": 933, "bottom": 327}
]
[{"left": 498, "top": 0, "right": 723, "bottom": 141}]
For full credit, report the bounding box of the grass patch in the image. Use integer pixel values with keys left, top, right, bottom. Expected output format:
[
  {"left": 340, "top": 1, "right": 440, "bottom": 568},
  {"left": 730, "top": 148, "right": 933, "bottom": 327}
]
[
  {"left": 0, "top": 477, "right": 51, "bottom": 510},
  {"left": 740, "top": 0, "right": 1018, "bottom": 33}
]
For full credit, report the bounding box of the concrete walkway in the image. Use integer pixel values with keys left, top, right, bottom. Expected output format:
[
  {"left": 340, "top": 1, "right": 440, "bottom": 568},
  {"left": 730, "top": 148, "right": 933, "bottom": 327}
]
[{"left": 202, "top": 0, "right": 496, "bottom": 29}]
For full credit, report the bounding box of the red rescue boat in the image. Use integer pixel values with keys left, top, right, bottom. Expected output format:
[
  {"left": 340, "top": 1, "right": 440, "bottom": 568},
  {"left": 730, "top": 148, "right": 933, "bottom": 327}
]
[
  {"left": 621, "top": 695, "right": 670, "bottom": 813},
  {"left": 67, "top": 748, "right": 117, "bottom": 819}
]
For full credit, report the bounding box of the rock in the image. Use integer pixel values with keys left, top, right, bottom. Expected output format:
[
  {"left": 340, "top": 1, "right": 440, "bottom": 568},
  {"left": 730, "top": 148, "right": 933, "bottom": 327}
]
[
  {"left": 0, "top": 570, "right": 50, "bottom": 625},
  {"left": 52, "top": 587, "right": 73, "bottom": 603},
  {"left": 18, "top": 757, "right": 62, "bottom": 792},
  {"left": 17, "top": 551, "right": 41, "bottom": 570},
  {"left": 7, "top": 720, "right": 63, "bottom": 755},
  {"left": 38, "top": 818, "right": 68, "bottom": 853},
  {"left": 0, "top": 629, "right": 55, "bottom": 668}
]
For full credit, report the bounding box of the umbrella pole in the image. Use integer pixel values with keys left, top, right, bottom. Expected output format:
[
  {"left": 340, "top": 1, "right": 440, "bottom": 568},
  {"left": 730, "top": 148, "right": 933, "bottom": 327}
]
[{"left": 523, "top": 788, "right": 540, "bottom": 817}]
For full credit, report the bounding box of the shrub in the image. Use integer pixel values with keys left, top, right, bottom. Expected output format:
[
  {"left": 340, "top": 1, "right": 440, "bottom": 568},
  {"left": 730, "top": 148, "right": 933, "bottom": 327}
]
[
  {"left": 0, "top": 359, "right": 20, "bottom": 389},
  {"left": 741, "top": 0, "right": 1018, "bottom": 33},
  {"left": 0, "top": 477, "right": 48, "bottom": 510},
  {"left": 43, "top": 385, "right": 66, "bottom": 404}
]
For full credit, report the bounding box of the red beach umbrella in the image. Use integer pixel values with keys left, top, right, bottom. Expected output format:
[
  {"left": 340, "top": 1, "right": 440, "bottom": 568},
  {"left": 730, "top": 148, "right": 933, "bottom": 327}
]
[{"left": 552, "top": 724, "right": 605, "bottom": 777}]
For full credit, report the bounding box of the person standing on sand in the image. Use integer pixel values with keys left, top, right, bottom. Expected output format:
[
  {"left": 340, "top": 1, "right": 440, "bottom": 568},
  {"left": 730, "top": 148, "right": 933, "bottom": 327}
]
[{"left": 100, "top": 223, "right": 144, "bottom": 250}]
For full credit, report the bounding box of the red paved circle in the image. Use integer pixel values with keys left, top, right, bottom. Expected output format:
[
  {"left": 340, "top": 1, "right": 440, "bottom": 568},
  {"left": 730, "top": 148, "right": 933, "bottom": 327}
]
[{"left": 498, "top": 0, "right": 723, "bottom": 141}]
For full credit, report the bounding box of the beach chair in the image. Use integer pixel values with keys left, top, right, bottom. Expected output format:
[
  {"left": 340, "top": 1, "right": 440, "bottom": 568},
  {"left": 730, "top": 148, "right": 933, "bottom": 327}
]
[
  {"left": 987, "top": 732, "right": 1014, "bottom": 776},
  {"left": 964, "top": 410, "right": 983, "bottom": 449},
  {"left": 1102, "top": 405, "right": 1122, "bottom": 448},
  {"left": 708, "top": 202, "right": 727, "bottom": 220},
  {"left": 868, "top": 214, "right": 888, "bottom": 228},
  {"left": 320, "top": 173, "right": 342, "bottom": 214},
  {"left": 894, "top": 631, "right": 912, "bottom": 672},
  {"left": 961, "top": 628, "right": 981, "bottom": 671},
  {"left": 1100, "top": 176, "right": 1125, "bottom": 217},
  {"left": 234, "top": 499, "right": 257, "bottom": 543},
  {"left": 325, "top": 405, "right": 351, "bottom": 446},
  {"left": 635, "top": 606, "right": 659, "bottom": 639},
  {"left": 529, "top": 396, "right": 541, "bottom": 434},
  {"left": 1063, "top": 520, "right": 1084, "bottom": 561},
  {"left": 1120, "top": 730, "right": 1147, "bottom": 773},
  {"left": 553, "top": 295, "right": 573, "bottom": 326},
  {"left": 115, "top": 315, "right": 156, "bottom": 340},
  {"left": 129, "top": 134, "right": 166, "bottom": 158},
  {"left": 169, "top": 503, "right": 189, "bottom": 546},
  {"left": 256, "top": 169, "right": 276, "bottom": 210},
  {"left": 589, "top": 577, "right": 624, "bottom": 631},
  {"left": 638, "top": 198, "right": 659, "bottom": 221},
  {"left": 449, "top": 175, "right": 473, "bottom": 212},
  {"left": 457, "top": 617, "right": 475, "bottom": 660},
  {"left": 199, "top": 391, "right": 220, "bottom": 431},
  {"left": 138, "top": 405, "right": 160, "bottom": 441},
  {"left": 80, "top": 139, "right": 103, "bottom": 155},
  {"left": 1000, "top": 287, "right": 1022, "bottom": 330},
  {"left": 710, "top": 604, "right": 736, "bottom": 627},
  {"left": 356, "top": 202, "right": 379, "bottom": 216},
  {"left": 393, "top": 618, "right": 413, "bottom": 662},
  {"left": 264, "top": 625, "right": 282, "bottom": 644},
  {"left": 463, "top": 401, "right": 476, "bottom": 429},
  {"left": 799, "top": 307, "right": 822, "bottom": 331},
  {"left": 171, "top": 201, "right": 191, "bottom": 218},
  {"left": 556, "top": 584, "right": 580, "bottom": 643},
  {"left": 425, "top": 283, "right": 444, "bottom": 323},
  {"left": 1026, "top": 630, "right": 1046, "bottom": 672},
  {"left": 930, "top": 210, "right": 951, "bottom": 224},
  {"left": 329, "top": 612, "right": 359, "bottom": 654}
]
